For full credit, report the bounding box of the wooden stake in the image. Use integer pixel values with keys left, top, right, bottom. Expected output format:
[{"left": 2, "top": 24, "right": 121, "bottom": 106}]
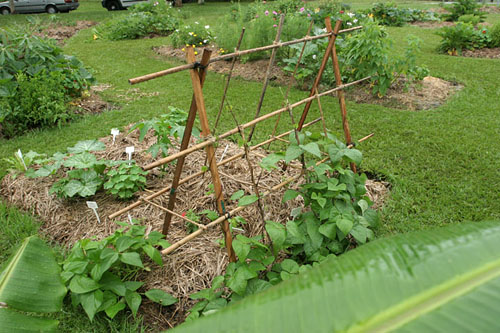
[
  {"left": 161, "top": 49, "right": 211, "bottom": 236},
  {"left": 186, "top": 47, "right": 236, "bottom": 262},
  {"left": 326, "top": 19, "right": 356, "bottom": 173}
]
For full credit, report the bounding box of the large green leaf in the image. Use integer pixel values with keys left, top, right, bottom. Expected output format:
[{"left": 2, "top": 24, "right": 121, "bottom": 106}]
[
  {"left": 0, "top": 236, "right": 66, "bottom": 332},
  {"left": 172, "top": 221, "right": 500, "bottom": 332}
]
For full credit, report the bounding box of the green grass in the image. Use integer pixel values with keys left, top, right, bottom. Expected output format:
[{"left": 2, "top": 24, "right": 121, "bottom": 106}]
[{"left": 1, "top": 0, "right": 500, "bottom": 330}]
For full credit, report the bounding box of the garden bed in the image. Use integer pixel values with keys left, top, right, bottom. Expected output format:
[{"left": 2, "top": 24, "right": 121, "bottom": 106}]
[
  {"left": 35, "top": 20, "right": 97, "bottom": 44},
  {"left": 461, "top": 47, "right": 500, "bottom": 58},
  {"left": 0, "top": 124, "right": 388, "bottom": 329},
  {"left": 347, "top": 76, "right": 463, "bottom": 111},
  {"left": 410, "top": 21, "right": 455, "bottom": 28}
]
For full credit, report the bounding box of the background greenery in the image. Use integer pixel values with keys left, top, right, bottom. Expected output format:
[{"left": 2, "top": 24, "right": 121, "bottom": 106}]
[{"left": 1, "top": 0, "right": 500, "bottom": 330}]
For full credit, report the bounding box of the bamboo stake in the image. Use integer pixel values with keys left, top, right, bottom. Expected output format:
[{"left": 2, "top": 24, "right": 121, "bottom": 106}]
[
  {"left": 186, "top": 47, "right": 236, "bottom": 262},
  {"left": 213, "top": 28, "right": 246, "bottom": 135},
  {"left": 326, "top": 19, "right": 356, "bottom": 173},
  {"left": 161, "top": 49, "right": 212, "bottom": 236},
  {"left": 143, "top": 76, "right": 370, "bottom": 170},
  {"left": 315, "top": 87, "right": 328, "bottom": 138},
  {"left": 108, "top": 118, "right": 321, "bottom": 219},
  {"left": 144, "top": 199, "right": 207, "bottom": 230},
  {"left": 247, "top": 14, "right": 285, "bottom": 142},
  {"left": 129, "top": 26, "right": 363, "bottom": 85}
]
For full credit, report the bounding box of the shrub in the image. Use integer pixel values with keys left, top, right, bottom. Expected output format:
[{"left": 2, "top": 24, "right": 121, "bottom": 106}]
[
  {"left": 368, "top": 3, "right": 438, "bottom": 27},
  {"left": 1, "top": 71, "right": 71, "bottom": 137},
  {"left": 490, "top": 22, "right": 500, "bottom": 47},
  {"left": 436, "top": 22, "right": 489, "bottom": 55},
  {"left": 443, "top": 0, "right": 486, "bottom": 22},
  {"left": 458, "top": 14, "right": 482, "bottom": 26},
  {"left": 97, "top": 0, "right": 179, "bottom": 40},
  {"left": 0, "top": 29, "right": 94, "bottom": 137},
  {"left": 171, "top": 22, "right": 214, "bottom": 49}
]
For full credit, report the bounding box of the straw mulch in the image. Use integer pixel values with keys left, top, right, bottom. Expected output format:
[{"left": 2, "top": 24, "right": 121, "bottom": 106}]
[{"left": 0, "top": 125, "right": 389, "bottom": 329}]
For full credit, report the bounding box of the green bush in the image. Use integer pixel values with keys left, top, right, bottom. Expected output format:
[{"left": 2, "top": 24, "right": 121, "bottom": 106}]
[
  {"left": 436, "top": 22, "right": 489, "bottom": 55},
  {"left": 368, "top": 2, "right": 439, "bottom": 27},
  {"left": 490, "top": 22, "right": 500, "bottom": 47},
  {"left": 458, "top": 14, "right": 482, "bottom": 26},
  {"left": 1, "top": 71, "right": 71, "bottom": 137},
  {"left": 0, "top": 29, "right": 95, "bottom": 137},
  {"left": 443, "top": 0, "right": 486, "bottom": 22},
  {"left": 97, "top": 1, "right": 179, "bottom": 40}
]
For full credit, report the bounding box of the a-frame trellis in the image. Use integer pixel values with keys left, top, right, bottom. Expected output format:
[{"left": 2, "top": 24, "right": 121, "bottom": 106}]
[{"left": 109, "top": 18, "right": 373, "bottom": 262}]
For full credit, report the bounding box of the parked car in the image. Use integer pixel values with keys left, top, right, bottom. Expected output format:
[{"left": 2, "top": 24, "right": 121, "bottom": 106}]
[
  {"left": 101, "top": 0, "right": 146, "bottom": 11},
  {"left": 0, "top": 0, "right": 79, "bottom": 14}
]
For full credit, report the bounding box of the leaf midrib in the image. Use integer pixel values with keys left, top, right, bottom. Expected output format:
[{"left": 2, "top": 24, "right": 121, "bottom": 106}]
[
  {"left": 349, "top": 258, "right": 500, "bottom": 332},
  {"left": 0, "top": 237, "right": 30, "bottom": 304}
]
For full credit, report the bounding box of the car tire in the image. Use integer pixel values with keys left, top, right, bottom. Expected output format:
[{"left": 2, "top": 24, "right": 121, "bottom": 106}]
[
  {"left": 1, "top": 7, "right": 10, "bottom": 15},
  {"left": 106, "top": 1, "right": 120, "bottom": 11},
  {"left": 46, "top": 5, "right": 57, "bottom": 14}
]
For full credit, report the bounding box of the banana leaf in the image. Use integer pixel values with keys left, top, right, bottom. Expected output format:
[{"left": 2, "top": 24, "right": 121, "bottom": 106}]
[
  {"left": 0, "top": 236, "right": 67, "bottom": 332},
  {"left": 172, "top": 221, "right": 500, "bottom": 332}
]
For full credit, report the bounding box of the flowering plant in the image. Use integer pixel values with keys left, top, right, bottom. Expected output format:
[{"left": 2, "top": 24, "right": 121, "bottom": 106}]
[{"left": 171, "top": 22, "right": 215, "bottom": 48}]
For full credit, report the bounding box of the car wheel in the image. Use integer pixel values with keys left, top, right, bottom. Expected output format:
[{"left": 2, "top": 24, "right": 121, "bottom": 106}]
[
  {"left": 1, "top": 7, "right": 10, "bottom": 15},
  {"left": 106, "top": 1, "right": 120, "bottom": 11},
  {"left": 46, "top": 5, "right": 57, "bottom": 14}
]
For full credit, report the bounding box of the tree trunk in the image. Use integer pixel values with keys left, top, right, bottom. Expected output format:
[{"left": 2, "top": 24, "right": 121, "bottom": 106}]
[
  {"left": 174, "top": 0, "right": 182, "bottom": 7},
  {"left": 9, "top": 0, "right": 15, "bottom": 13}
]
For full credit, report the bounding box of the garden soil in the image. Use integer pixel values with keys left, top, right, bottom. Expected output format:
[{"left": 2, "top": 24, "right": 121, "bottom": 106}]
[
  {"left": 462, "top": 47, "right": 500, "bottom": 59},
  {"left": 1, "top": 124, "right": 388, "bottom": 329},
  {"left": 36, "top": 21, "right": 97, "bottom": 45}
]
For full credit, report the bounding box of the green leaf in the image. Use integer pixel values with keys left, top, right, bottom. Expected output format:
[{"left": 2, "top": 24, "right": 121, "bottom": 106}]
[
  {"left": 63, "top": 152, "right": 98, "bottom": 169},
  {"left": 115, "top": 236, "right": 138, "bottom": 252},
  {"left": 281, "top": 259, "right": 300, "bottom": 274},
  {"left": 230, "top": 190, "right": 244, "bottom": 201},
  {"left": 260, "top": 153, "right": 283, "bottom": 171},
  {"left": 285, "top": 145, "right": 303, "bottom": 163},
  {"left": 172, "top": 221, "right": 500, "bottom": 332},
  {"left": 336, "top": 218, "right": 353, "bottom": 235},
  {"left": 100, "top": 272, "right": 126, "bottom": 297},
  {"left": 0, "top": 308, "right": 59, "bottom": 332},
  {"left": 120, "top": 252, "right": 143, "bottom": 268},
  {"left": 286, "top": 220, "right": 306, "bottom": 244},
  {"left": 350, "top": 225, "right": 368, "bottom": 244},
  {"left": 232, "top": 238, "right": 251, "bottom": 262},
  {"left": 204, "top": 298, "right": 227, "bottom": 312},
  {"left": 0, "top": 236, "right": 66, "bottom": 316},
  {"left": 227, "top": 266, "right": 258, "bottom": 296},
  {"left": 80, "top": 289, "right": 103, "bottom": 321},
  {"left": 69, "top": 275, "right": 100, "bottom": 294},
  {"left": 145, "top": 289, "right": 178, "bottom": 306},
  {"left": 364, "top": 209, "right": 380, "bottom": 227},
  {"left": 105, "top": 301, "right": 125, "bottom": 319},
  {"left": 265, "top": 221, "right": 286, "bottom": 252},
  {"left": 282, "top": 189, "right": 300, "bottom": 203},
  {"left": 68, "top": 140, "right": 106, "bottom": 154},
  {"left": 343, "top": 148, "right": 362, "bottom": 165},
  {"left": 299, "top": 143, "right": 322, "bottom": 158},
  {"left": 238, "top": 195, "right": 259, "bottom": 207},
  {"left": 143, "top": 245, "right": 163, "bottom": 266},
  {"left": 125, "top": 291, "right": 142, "bottom": 318},
  {"left": 318, "top": 223, "right": 337, "bottom": 240}
]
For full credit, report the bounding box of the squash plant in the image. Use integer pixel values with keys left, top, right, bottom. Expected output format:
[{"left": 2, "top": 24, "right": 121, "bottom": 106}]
[{"left": 174, "top": 220, "right": 500, "bottom": 332}]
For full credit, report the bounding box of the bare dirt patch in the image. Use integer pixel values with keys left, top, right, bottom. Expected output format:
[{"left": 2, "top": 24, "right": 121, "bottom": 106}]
[
  {"left": 154, "top": 45, "right": 296, "bottom": 87},
  {"left": 461, "top": 47, "right": 500, "bottom": 59},
  {"left": 36, "top": 21, "right": 97, "bottom": 44},
  {"left": 1, "top": 124, "right": 389, "bottom": 329},
  {"left": 346, "top": 76, "right": 463, "bottom": 111}
]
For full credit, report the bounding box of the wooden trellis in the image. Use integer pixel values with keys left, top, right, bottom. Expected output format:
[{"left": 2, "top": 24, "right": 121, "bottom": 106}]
[{"left": 109, "top": 18, "right": 373, "bottom": 262}]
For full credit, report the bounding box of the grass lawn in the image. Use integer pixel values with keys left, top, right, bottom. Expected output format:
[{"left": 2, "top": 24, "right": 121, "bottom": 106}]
[{"left": 1, "top": 0, "right": 500, "bottom": 330}]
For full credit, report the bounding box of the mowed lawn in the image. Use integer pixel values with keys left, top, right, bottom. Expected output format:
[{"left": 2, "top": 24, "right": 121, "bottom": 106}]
[{"left": 1, "top": 0, "right": 500, "bottom": 330}]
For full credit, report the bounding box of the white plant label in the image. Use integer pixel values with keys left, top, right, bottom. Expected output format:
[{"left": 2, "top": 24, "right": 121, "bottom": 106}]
[
  {"left": 128, "top": 213, "right": 133, "bottom": 225},
  {"left": 17, "top": 149, "right": 27, "bottom": 170},
  {"left": 111, "top": 128, "right": 120, "bottom": 144},
  {"left": 219, "top": 144, "right": 229, "bottom": 162},
  {"left": 126, "top": 146, "right": 134, "bottom": 161},
  {"left": 86, "top": 201, "right": 101, "bottom": 224}
]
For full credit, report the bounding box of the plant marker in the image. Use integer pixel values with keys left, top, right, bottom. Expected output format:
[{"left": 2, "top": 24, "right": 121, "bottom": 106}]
[
  {"left": 86, "top": 201, "right": 101, "bottom": 224},
  {"left": 111, "top": 128, "right": 120, "bottom": 144},
  {"left": 17, "top": 149, "right": 27, "bottom": 171},
  {"left": 232, "top": 227, "right": 245, "bottom": 233},
  {"left": 126, "top": 146, "right": 135, "bottom": 164},
  {"left": 219, "top": 144, "right": 229, "bottom": 162},
  {"left": 128, "top": 213, "right": 133, "bottom": 225}
]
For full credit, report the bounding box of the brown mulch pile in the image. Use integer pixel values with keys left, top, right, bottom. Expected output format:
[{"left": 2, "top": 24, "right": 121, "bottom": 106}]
[
  {"left": 71, "top": 88, "right": 116, "bottom": 115},
  {"left": 36, "top": 20, "right": 97, "bottom": 44},
  {"left": 1, "top": 123, "right": 389, "bottom": 329},
  {"left": 154, "top": 45, "right": 296, "bottom": 87},
  {"left": 461, "top": 47, "right": 500, "bottom": 59},
  {"left": 346, "top": 76, "right": 463, "bottom": 111}
]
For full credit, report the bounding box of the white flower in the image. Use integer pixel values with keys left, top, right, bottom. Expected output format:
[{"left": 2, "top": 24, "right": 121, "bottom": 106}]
[
  {"left": 203, "top": 39, "right": 208, "bottom": 43},
  {"left": 353, "top": 19, "right": 358, "bottom": 23},
  {"left": 347, "top": 22, "right": 352, "bottom": 26},
  {"left": 348, "top": 12, "right": 355, "bottom": 17},
  {"left": 312, "top": 54, "right": 317, "bottom": 60},
  {"left": 188, "top": 32, "right": 193, "bottom": 35},
  {"left": 205, "top": 25, "right": 210, "bottom": 29},
  {"left": 195, "top": 21, "right": 199, "bottom": 24},
  {"left": 322, "top": 28, "right": 327, "bottom": 32}
]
